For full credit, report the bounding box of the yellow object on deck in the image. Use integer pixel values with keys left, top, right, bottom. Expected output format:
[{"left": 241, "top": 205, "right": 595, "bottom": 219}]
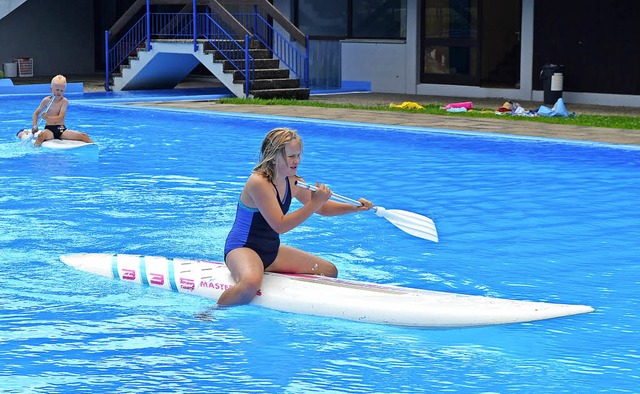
[{"left": 389, "top": 101, "right": 424, "bottom": 110}]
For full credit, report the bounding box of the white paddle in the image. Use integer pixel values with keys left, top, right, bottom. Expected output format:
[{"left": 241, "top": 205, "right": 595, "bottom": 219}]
[{"left": 296, "top": 181, "right": 439, "bottom": 243}]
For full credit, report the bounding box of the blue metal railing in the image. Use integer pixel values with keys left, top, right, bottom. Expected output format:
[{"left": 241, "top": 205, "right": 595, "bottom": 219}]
[
  {"left": 152, "top": 13, "right": 194, "bottom": 39},
  {"left": 105, "top": 15, "right": 147, "bottom": 90},
  {"left": 196, "top": 13, "right": 254, "bottom": 95},
  {"left": 251, "top": 11, "right": 309, "bottom": 88},
  {"left": 104, "top": 6, "right": 308, "bottom": 94},
  {"left": 232, "top": 7, "right": 310, "bottom": 88}
]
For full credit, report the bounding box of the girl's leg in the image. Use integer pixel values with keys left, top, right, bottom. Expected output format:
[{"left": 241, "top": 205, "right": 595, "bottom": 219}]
[
  {"left": 218, "top": 248, "right": 265, "bottom": 306},
  {"left": 267, "top": 245, "right": 338, "bottom": 277}
]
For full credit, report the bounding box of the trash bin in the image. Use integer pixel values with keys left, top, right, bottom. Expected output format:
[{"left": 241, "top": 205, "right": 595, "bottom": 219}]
[
  {"left": 540, "top": 64, "right": 564, "bottom": 104},
  {"left": 3, "top": 62, "right": 17, "bottom": 78}
]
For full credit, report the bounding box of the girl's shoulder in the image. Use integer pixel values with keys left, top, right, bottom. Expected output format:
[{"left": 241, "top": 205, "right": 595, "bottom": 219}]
[
  {"left": 248, "top": 171, "right": 266, "bottom": 182},
  {"left": 246, "top": 172, "right": 270, "bottom": 190}
]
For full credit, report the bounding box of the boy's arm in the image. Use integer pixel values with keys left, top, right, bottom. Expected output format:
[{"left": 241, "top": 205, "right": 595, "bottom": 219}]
[{"left": 31, "top": 99, "right": 47, "bottom": 130}]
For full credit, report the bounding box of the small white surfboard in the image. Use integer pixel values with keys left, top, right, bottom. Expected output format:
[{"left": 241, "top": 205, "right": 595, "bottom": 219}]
[
  {"left": 40, "top": 139, "right": 97, "bottom": 151},
  {"left": 18, "top": 129, "right": 97, "bottom": 151}
]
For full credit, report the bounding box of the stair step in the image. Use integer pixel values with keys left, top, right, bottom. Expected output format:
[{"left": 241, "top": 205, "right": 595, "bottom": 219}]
[
  {"left": 251, "top": 88, "right": 310, "bottom": 100},
  {"left": 232, "top": 68, "right": 290, "bottom": 81},
  {"left": 202, "top": 39, "right": 263, "bottom": 51},
  {"left": 222, "top": 58, "right": 280, "bottom": 71},
  {"left": 251, "top": 78, "right": 301, "bottom": 90},
  {"left": 207, "top": 48, "right": 273, "bottom": 60}
]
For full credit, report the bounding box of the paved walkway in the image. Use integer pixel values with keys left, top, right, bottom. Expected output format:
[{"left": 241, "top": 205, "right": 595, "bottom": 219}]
[{"left": 137, "top": 95, "right": 640, "bottom": 146}]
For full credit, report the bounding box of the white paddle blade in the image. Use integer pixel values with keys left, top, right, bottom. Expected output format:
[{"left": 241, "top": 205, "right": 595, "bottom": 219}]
[{"left": 375, "top": 207, "right": 439, "bottom": 242}]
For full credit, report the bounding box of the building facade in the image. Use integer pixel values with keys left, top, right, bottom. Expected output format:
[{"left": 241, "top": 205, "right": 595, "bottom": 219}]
[
  {"left": 1, "top": 0, "right": 638, "bottom": 107},
  {"left": 277, "top": 0, "right": 640, "bottom": 106}
]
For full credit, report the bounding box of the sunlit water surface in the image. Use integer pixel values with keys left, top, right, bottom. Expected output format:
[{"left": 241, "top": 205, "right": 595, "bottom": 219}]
[{"left": 1, "top": 95, "right": 639, "bottom": 393}]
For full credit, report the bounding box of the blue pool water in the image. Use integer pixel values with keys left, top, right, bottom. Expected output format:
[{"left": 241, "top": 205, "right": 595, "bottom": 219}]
[{"left": 1, "top": 95, "right": 639, "bottom": 393}]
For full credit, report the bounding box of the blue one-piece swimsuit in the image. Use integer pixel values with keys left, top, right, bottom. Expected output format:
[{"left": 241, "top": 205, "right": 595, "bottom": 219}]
[{"left": 224, "top": 177, "right": 292, "bottom": 268}]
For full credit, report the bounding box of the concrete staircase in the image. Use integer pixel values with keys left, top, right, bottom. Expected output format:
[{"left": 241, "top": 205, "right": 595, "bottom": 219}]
[{"left": 111, "top": 39, "right": 309, "bottom": 100}]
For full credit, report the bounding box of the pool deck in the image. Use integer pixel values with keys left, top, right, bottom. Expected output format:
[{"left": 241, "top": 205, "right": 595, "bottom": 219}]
[
  {"left": 140, "top": 94, "right": 640, "bottom": 146},
  {"left": 10, "top": 74, "right": 640, "bottom": 146}
]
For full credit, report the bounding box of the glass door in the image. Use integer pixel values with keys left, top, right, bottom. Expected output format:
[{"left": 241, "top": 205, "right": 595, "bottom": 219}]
[{"left": 421, "top": 0, "right": 480, "bottom": 85}]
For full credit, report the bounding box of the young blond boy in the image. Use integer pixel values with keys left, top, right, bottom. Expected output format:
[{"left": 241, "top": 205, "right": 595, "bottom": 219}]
[{"left": 31, "top": 75, "right": 93, "bottom": 147}]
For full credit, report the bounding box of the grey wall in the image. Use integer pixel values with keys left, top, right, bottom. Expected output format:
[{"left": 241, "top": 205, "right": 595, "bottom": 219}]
[{"left": 0, "top": 0, "right": 95, "bottom": 76}]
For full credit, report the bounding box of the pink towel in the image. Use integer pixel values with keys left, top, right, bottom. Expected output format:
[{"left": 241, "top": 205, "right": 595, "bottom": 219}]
[{"left": 444, "top": 101, "right": 473, "bottom": 110}]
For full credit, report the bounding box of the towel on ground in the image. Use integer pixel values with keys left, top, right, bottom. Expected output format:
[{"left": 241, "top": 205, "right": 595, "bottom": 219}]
[
  {"left": 537, "top": 98, "right": 571, "bottom": 117},
  {"left": 389, "top": 101, "right": 425, "bottom": 110}
]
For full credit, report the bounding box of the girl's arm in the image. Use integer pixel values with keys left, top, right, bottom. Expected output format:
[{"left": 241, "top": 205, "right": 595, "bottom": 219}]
[
  {"left": 247, "top": 175, "right": 331, "bottom": 234},
  {"left": 315, "top": 198, "right": 373, "bottom": 216},
  {"left": 293, "top": 178, "right": 373, "bottom": 217}
]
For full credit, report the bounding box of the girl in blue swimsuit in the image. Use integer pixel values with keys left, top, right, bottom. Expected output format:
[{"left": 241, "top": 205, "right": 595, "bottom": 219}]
[{"left": 219, "top": 127, "right": 373, "bottom": 306}]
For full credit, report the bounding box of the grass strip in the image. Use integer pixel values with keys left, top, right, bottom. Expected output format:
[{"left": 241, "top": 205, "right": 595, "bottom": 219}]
[{"left": 218, "top": 98, "right": 640, "bottom": 131}]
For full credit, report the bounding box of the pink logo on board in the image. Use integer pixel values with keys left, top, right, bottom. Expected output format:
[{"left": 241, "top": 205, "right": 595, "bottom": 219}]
[{"left": 122, "top": 269, "right": 136, "bottom": 281}]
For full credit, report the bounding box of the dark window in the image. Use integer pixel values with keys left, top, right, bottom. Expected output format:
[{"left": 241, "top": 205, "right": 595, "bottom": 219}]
[
  {"left": 296, "top": 0, "right": 406, "bottom": 39},
  {"left": 352, "top": 0, "right": 406, "bottom": 38},
  {"left": 297, "top": 0, "right": 348, "bottom": 37}
]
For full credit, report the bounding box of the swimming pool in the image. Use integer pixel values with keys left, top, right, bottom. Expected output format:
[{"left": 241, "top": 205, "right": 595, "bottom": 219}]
[{"left": 1, "top": 95, "right": 639, "bottom": 393}]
